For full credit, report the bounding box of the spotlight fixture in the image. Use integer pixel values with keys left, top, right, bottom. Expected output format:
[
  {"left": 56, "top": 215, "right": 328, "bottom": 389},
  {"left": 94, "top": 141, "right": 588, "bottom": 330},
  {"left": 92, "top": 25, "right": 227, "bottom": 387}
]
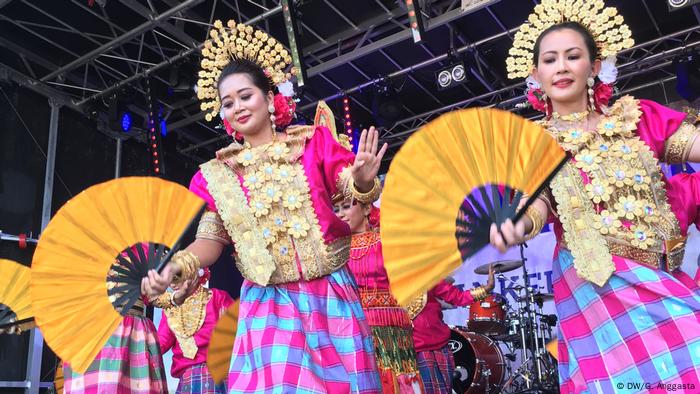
[
  {"left": 668, "top": 0, "right": 700, "bottom": 10},
  {"left": 435, "top": 62, "right": 467, "bottom": 90},
  {"left": 120, "top": 112, "right": 132, "bottom": 132}
]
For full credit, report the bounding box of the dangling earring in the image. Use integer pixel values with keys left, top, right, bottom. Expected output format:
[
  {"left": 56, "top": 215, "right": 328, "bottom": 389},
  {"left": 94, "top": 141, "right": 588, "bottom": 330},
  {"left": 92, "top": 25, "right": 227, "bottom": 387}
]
[
  {"left": 587, "top": 77, "right": 595, "bottom": 111},
  {"left": 268, "top": 103, "right": 276, "bottom": 124},
  {"left": 542, "top": 92, "right": 550, "bottom": 118}
]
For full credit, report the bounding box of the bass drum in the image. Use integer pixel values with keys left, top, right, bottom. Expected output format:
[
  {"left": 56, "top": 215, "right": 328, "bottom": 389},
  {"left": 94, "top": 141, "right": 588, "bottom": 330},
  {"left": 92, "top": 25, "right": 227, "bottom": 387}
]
[{"left": 448, "top": 327, "right": 505, "bottom": 394}]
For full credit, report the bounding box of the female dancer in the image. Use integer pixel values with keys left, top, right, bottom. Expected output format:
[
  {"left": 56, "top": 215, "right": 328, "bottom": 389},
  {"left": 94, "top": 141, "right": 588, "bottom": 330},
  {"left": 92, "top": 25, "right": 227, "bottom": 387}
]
[
  {"left": 493, "top": 1, "right": 700, "bottom": 391},
  {"left": 333, "top": 194, "right": 424, "bottom": 393},
  {"left": 157, "top": 268, "right": 233, "bottom": 393},
  {"left": 142, "top": 20, "right": 385, "bottom": 393}
]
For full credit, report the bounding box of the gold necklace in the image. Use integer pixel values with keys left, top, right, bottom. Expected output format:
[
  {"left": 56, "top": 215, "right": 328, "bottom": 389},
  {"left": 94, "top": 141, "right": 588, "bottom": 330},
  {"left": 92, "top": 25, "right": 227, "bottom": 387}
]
[
  {"left": 552, "top": 110, "right": 589, "bottom": 122},
  {"left": 169, "top": 286, "right": 210, "bottom": 338},
  {"left": 244, "top": 127, "right": 278, "bottom": 149}
]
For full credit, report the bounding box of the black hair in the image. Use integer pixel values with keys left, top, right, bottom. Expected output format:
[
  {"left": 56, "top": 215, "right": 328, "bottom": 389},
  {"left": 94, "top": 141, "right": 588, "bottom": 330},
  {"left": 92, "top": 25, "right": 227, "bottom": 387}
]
[
  {"left": 533, "top": 21, "right": 598, "bottom": 66},
  {"left": 216, "top": 58, "right": 275, "bottom": 96}
]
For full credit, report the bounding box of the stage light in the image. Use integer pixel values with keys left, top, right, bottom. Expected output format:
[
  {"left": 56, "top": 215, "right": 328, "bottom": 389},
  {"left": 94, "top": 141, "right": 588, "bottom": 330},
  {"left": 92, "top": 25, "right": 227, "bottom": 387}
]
[
  {"left": 145, "top": 78, "right": 164, "bottom": 176},
  {"left": 343, "top": 95, "right": 355, "bottom": 149},
  {"left": 372, "top": 80, "right": 403, "bottom": 128},
  {"left": 435, "top": 62, "right": 467, "bottom": 90},
  {"left": 120, "top": 112, "right": 132, "bottom": 132},
  {"left": 668, "top": 0, "right": 700, "bottom": 11}
]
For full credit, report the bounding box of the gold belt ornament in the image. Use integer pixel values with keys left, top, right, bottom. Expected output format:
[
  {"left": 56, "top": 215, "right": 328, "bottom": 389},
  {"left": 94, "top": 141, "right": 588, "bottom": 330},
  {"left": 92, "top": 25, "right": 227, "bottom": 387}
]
[{"left": 606, "top": 237, "right": 686, "bottom": 273}]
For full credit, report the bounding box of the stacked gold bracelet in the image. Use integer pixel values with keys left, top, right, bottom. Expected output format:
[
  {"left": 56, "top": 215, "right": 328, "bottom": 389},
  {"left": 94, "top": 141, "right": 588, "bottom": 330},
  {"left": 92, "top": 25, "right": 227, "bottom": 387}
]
[
  {"left": 523, "top": 205, "right": 545, "bottom": 241},
  {"left": 664, "top": 123, "right": 699, "bottom": 165},
  {"left": 469, "top": 286, "right": 489, "bottom": 302},
  {"left": 171, "top": 250, "right": 201, "bottom": 285},
  {"left": 349, "top": 177, "right": 382, "bottom": 205},
  {"left": 150, "top": 292, "right": 175, "bottom": 309}
]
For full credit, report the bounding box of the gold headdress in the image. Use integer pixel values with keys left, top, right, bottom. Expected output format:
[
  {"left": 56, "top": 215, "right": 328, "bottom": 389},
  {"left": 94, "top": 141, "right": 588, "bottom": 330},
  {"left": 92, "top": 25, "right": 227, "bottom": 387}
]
[
  {"left": 197, "top": 20, "right": 297, "bottom": 121},
  {"left": 506, "top": 0, "right": 634, "bottom": 80}
]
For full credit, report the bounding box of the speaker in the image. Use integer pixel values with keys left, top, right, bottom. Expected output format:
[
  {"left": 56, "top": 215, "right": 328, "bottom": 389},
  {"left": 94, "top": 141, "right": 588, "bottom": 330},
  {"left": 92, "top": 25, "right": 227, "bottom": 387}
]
[{"left": 668, "top": 0, "right": 700, "bottom": 11}]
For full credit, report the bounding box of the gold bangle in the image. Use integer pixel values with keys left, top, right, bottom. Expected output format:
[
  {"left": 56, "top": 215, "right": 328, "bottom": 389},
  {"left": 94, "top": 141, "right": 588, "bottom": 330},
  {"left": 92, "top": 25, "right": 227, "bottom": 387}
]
[
  {"left": 170, "top": 291, "right": 181, "bottom": 307},
  {"left": 524, "top": 205, "right": 545, "bottom": 240},
  {"left": 149, "top": 292, "right": 174, "bottom": 309},
  {"left": 470, "top": 286, "right": 488, "bottom": 302},
  {"left": 664, "top": 122, "right": 699, "bottom": 164},
  {"left": 349, "top": 177, "right": 382, "bottom": 205},
  {"left": 171, "top": 250, "right": 201, "bottom": 285}
]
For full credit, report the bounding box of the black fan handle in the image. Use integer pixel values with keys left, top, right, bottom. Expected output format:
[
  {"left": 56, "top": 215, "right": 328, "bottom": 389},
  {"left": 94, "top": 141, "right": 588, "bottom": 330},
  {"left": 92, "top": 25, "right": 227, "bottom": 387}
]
[
  {"left": 154, "top": 203, "right": 208, "bottom": 274},
  {"left": 0, "top": 317, "right": 34, "bottom": 330},
  {"left": 511, "top": 154, "right": 571, "bottom": 224}
]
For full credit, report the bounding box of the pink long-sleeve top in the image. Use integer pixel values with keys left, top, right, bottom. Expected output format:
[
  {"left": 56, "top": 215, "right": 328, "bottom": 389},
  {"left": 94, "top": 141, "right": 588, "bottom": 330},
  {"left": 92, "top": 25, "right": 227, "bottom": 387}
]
[
  {"left": 412, "top": 280, "right": 475, "bottom": 352},
  {"left": 188, "top": 126, "right": 359, "bottom": 285},
  {"left": 348, "top": 231, "right": 391, "bottom": 291},
  {"left": 551, "top": 99, "right": 700, "bottom": 249},
  {"left": 189, "top": 125, "right": 355, "bottom": 246},
  {"left": 158, "top": 288, "right": 233, "bottom": 378},
  {"left": 347, "top": 231, "right": 412, "bottom": 328}
]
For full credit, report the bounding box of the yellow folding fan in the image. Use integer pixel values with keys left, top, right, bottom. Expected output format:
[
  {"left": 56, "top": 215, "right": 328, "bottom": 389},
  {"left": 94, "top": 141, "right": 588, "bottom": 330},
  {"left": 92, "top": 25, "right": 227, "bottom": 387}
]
[
  {"left": 380, "top": 108, "right": 568, "bottom": 305},
  {"left": 0, "top": 259, "right": 33, "bottom": 330},
  {"left": 207, "top": 299, "right": 240, "bottom": 384},
  {"left": 31, "top": 177, "right": 206, "bottom": 373}
]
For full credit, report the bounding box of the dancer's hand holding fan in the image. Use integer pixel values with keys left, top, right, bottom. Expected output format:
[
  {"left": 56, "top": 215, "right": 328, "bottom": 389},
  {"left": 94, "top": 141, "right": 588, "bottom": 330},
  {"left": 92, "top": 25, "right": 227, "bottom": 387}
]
[
  {"left": 31, "top": 177, "right": 206, "bottom": 373},
  {"left": 380, "top": 108, "right": 568, "bottom": 305}
]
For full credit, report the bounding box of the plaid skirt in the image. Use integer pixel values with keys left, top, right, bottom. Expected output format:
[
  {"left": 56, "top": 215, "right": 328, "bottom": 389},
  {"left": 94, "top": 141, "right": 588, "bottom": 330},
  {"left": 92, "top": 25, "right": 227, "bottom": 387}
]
[
  {"left": 63, "top": 315, "right": 167, "bottom": 393},
  {"left": 177, "top": 363, "right": 227, "bottom": 394},
  {"left": 227, "top": 266, "right": 381, "bottom": 393},
  {"left": 555, "top": 249, "right": 700, "bottom": 393},
  {"left": 416, "top": 345, "right": 454, "bottom": 394}
]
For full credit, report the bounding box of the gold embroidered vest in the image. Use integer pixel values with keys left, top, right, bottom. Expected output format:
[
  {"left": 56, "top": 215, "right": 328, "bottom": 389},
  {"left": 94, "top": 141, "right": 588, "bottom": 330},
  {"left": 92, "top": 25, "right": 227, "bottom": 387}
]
[
  {"left": 547, "top": 96, "right": 686, "bottom": 286},
  {"left": 199, "top": 126, "right": 350, "bottom": 286}
]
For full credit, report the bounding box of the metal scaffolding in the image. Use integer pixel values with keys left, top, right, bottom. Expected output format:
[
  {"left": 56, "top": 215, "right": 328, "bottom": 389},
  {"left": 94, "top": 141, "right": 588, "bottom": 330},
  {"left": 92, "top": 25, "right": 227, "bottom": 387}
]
[{"left": 1, "top": 1, "right": 699, "bottom": 392}]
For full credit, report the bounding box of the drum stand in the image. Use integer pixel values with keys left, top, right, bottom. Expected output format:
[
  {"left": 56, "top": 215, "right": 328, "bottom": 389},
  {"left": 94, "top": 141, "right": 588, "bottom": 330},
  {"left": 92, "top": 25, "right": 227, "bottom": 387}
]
[{"left": 507, "top": 244, "right": 558, "bottom": 394}]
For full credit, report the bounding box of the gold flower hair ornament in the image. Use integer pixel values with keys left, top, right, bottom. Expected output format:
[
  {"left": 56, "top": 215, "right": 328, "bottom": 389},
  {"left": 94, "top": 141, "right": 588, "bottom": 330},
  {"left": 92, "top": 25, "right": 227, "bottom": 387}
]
[
  {"left": 197, "top": 20, "right": 297, "bottom": 121},
  {"left": 506, "top": 0, "right": 634, "bottom": 80}
]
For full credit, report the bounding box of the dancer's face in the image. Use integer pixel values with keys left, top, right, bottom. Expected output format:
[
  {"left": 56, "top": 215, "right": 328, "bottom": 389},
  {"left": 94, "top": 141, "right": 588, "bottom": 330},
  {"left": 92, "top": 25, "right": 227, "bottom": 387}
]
[
  {"left": 333, "top": 199, "right": 370, "bottom": 234},
  {"left": 219, "top": 73, "right": 274, "bottom": 138},
  {"left": 532, "top": 28, "right": 600, "bottom": 109}
]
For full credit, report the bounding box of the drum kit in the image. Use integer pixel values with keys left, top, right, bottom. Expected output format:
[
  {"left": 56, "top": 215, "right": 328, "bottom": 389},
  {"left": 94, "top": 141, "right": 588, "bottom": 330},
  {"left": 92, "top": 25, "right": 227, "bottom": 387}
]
[{"left": 448, "top": 247, "right": 559, "bottom": 393}]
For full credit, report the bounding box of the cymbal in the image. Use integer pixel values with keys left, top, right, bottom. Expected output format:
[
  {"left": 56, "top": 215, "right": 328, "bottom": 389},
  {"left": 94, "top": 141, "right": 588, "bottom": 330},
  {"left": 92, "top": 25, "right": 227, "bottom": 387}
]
[
  {"left": 474, "top": 260, "right": 523, "bottom": 275},
  {"left": 532, "top": 293, "right": 554, "bottom": 302}
]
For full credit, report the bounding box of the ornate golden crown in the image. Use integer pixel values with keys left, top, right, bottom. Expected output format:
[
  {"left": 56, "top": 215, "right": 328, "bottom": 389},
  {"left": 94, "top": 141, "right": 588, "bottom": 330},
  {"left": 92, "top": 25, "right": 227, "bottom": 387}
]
[
  {"left": 197, "top": 20, "right": 297, "bottom": 121},
  {"left": 506, "top": 0, "right": 634, "bottom": 80}
]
